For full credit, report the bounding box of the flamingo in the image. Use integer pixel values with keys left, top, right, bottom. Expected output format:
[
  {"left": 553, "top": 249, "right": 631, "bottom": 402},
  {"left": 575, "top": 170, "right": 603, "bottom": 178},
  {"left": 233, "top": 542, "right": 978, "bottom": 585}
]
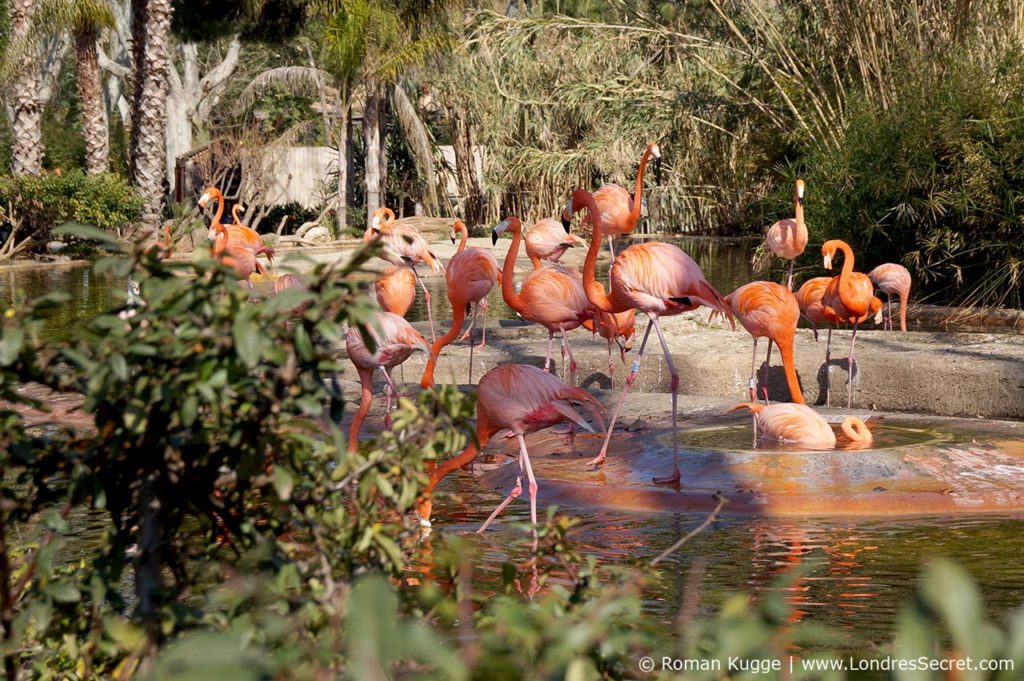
[
  {"left": 273, "top": 273, "right": 304, "bottom": 294},
  {"left": 796, "top": 276, "right": 839, "bottom": 405},
  {"left": 346, "top": 311, "right": 430, "bottom": 453},
  {"left": 564, "top": 143, "right": 661, "bottom": 259},
  {"left": 868, "top": 263, "right": 912, "bottom": 332},
  {"left": 730, "top": 403, "right": 873, "bottom": 448},
  {"left": 492, "top": 216, "right": 593, "bottom": 385},
  {"left": 525, "top": 217, "right": 585, "bottom": 269},
  {"left": 821, "top": 240, "right": 883, "bottom": 408},
  {"left": 374, "top": 266, "right": 417, "bottom": 317},
  {"left": 421, "top": 220, "right": 501, "bottom": 388},
  {"left": 231, "top": 203, "right": 246, "bottom": 226},
  {"left": 450, "top": 219, "right": 501, "bottom": 348},
  {"left": 199, "top": 187, "right": 275, "bottom": 269},
  {"left": 581, "top": 309, "right": 636, "bottom": 385},
  {"left": 415, "top": 364, "right": 605, "bottom": 531},
  {"left": 210, "top": 222, "right": 270, "bottom": 286},
  {"left": 570, "top": 188, "right": 734, "bottom": 482},
  {"left": 727, "top": 281, "right": 805, "bottom": 405},
  {"left": 364, "top": 206, "right": 442, "bottom": 343},
  {"left": 765, "top": 179, "right": 808, "bottom": 290}
]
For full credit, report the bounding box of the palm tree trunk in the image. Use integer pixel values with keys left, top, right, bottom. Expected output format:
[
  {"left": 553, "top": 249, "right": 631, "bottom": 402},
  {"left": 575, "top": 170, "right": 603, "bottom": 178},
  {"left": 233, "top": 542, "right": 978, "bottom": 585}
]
[
  {"left": 363, "top": 79, "right": 384, "bottom": 223},
  {"left": 10, "top": 0, "right": 43, "bottom": 175},
  {"left": 128, "top": 0, "right": 174, "bottom": 232},
  {"left": 337, "top": 96, "right": 349, "bottom": 233},
  {"left": 450, "top": 102, "right": 484, "bottom": 227},
  {"left": 76, "top": 26, "right": 109, "bottom": 175}
]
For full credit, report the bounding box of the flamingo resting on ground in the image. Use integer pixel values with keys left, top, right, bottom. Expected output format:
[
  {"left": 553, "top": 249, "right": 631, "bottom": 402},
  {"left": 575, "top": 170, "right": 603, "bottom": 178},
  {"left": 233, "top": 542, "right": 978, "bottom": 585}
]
[
  {"left": 727, "top": 281, "right": 805, "bottom": 405},
  {"left": 796, "top": 276, "right": 839, "bottom": 405},
  {"left": 868, "top": 263, "right": 912, "bottom": 332},
  {"left": 821, "top": 240, "right": 883, "bottom": 409},
  {"left": 375, "top": 266, "right": 417, "bottom": 317},
  {"left": 421, "top": 220, "right": 501, "bottom": 388},
  {"left": 346, "top": 311, "right": 430, "bottom": 453},
  {"left": 493, "top": 216, "right": 593, "bottom": 385},
  {"left": 570, "top": 188, "right": 734, "bottom": 483},
  {"left": 730, "top": 403, "right": 873, "bottom": 447},
  {"left": 525, "top": 217, "right": 585, "bottom": 268},
  {"left": 364, "top": 206, "right": 442, "bottom": 343},
  {"left": 416, "top": 364, "right": 605, "bottom": 531},
  {"left": 765, "top": 179, "right": 808, "bottom": 290},
  {"left": 565, "top": 143, "right": 661, "bottom": 260},
  {"left": 581, "top": 309, "right": 636, "bottom": 386}
]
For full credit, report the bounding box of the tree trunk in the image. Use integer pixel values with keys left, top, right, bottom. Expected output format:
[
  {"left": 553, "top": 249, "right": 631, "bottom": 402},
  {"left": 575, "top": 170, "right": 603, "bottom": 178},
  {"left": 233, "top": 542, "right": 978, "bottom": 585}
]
[
  {"left": 337, "top": 97, "right": 349, "bottom": 233},
  {"left": 363, "top": 79, "right": 384, "bottom": 224},
  {"left": 450, "top": 102, "right": 484, "bottom": 228},
  {"left": 77, "top": 27, "right": 109, "bottom": 175},
  {"left": 10, "top": 0, "right": 43, "bottom": 175},
  {"left": 128, "top": 0, "right": 174, "bottom": 232}
]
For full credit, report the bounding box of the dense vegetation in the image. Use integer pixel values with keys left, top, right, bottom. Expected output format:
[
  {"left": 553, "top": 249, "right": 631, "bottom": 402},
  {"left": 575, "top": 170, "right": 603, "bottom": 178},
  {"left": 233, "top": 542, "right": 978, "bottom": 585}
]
[{"left": 1, "top": 236, "right": 1023, "bottom": 678}]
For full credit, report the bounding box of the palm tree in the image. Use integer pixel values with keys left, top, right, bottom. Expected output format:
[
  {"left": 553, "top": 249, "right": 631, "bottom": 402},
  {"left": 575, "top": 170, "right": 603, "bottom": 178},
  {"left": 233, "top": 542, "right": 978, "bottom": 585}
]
[{"left": 8, "top": 0, "right": 44, "bottom": 174}]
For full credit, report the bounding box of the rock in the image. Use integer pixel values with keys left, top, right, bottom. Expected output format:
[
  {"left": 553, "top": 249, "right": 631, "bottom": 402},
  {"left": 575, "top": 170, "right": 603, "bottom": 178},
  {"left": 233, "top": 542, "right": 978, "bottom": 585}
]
[
  {"left": 46, "top": 241, "right": 66, "bottom": 252},
  {"left": 304, "top": 226, "right": 331, "bottom": 244}
]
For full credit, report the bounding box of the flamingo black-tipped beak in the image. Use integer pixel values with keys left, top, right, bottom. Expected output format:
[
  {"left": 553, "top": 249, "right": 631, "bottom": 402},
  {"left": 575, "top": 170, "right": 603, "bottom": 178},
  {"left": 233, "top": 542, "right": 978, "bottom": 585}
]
[
  {"left": 491, "top": 219, "right": 510, "bottom": 246},
  {"left": 450, "top": 235, "right": 456, "bottom": 244}
]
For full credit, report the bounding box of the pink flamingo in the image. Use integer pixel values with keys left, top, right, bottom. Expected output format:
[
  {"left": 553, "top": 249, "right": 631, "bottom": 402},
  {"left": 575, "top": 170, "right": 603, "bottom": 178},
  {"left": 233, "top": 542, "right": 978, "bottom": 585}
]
[
  {"left": 525, "top": 217, "right": 585, "bottom": 268},
  {"left": 200, "top": 188, "right": 274, "bottom": 265},
  {"left": 415, "top": 364, "right": 605, "bottom": 531},
  {"left": 346, "top": 311, "right": 430, "bottom": 453},
  {"left": 492, "top": 216, "right": 593, "bottom": 385},
  {"left": 868, "top": 263, "right": 912, "bottom": 332},
  {"left": 764, "top": 179, "right": 808, "bottom": 290},
  {"left": 450, "top": 219, "right": 501, "bottom": 348},
  {"left": 730, "top": 403, "right": 873, "bottom": 448},
  {"left": 796, "top": 276, "right": 839, "bottom": 405},
  {"left": 375, "top": 266, "right": 417, "bottom": 317},
  {"left": 565, "top": 143, "right": 661, "bottom": 259},
  {"left": 821, "top": 240, "right": 883, "bottom": 408},
  {"left": 570, "top": 188, "right": 734, "bottom": 482},
  {"left": 421, "top": 220, "right": 501, "bottom": 387},
  {"left": 727, "top": 281, "right": 805, "bottom": 405},
  {"left": 364, "top": 206, "right": 442, "bottom": 343}
]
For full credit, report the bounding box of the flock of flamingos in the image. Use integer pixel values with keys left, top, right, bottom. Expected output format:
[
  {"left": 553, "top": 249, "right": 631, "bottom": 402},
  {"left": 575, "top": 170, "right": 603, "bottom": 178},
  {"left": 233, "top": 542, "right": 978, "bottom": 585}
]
[{"left": 195, "top": 143, "right": 914, "bottom": 531}]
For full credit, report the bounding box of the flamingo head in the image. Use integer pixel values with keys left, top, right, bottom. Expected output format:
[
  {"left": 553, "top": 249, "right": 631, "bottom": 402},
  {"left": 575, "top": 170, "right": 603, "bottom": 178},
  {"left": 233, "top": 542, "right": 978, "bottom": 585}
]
[
  {"left": 821, "top": 243, "right": 835, "bottom": 270},
  {"left": 451, "top": 219, "right": 466, "bottom": 244},
  {"left": 796, "top": 178, "right": 806, "bottom": 204},
  {"left": 650, "top": 143, "right": 661, "bottom": 159},
  {"left": 560, "top": 194, "right": 574, "bottom": 232},
  {"left": 492, "top": 217, "right": 518, "bottom": 245},
  {"left": 370, "top": 207, "right": 395, "bottom": 230}
]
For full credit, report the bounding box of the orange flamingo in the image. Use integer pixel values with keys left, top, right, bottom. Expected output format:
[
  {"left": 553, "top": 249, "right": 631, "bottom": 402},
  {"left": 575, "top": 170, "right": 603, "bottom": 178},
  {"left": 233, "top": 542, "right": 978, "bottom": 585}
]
[
  {"left": 492, "top": 216, "right": 593, "bottom": 385},
  {"left": 231, "top": 203, "right": 246, "bottom": 226},
  {"left": 566, "top": 143, "right": 661, "bottom": 259},
  {"left": 374, "top": 266, "right": 417, "bottom": 317},
  {"left": 421, "top": 221, "right": 501, "bottom": 388},
  {"left": 210, "top": 222, "right": 269, "bottom": 286},
  {"left": 346, "top": 311, "right": 430, "bottom": 453},
  {"left": 525, "top": 217, "right": 585, "bottom": 268},
  {"left": 821, "top": 240, "right": 883, "bottom": 408},
  {"left": 200, "top": 187, "right": 275, "bottom": 267},
  {"left": 571, "top": 188, "right": 734, "bottom": 482},
  {"left": 364, "top": 206, "right": 442, "bottom": 342},
  {"left": 415, "top": 363, "right": 605, "bottom": 531},
  {"left": 868, "top": 263, "right": 912, "bottom": 332},
  {"left": 765, "top": 179, "right": 808, "bottom": 290},
  {"left": 450, "top": 219, "right": 502, "bottom": 347},
  {"left": 727, "top": 281, "right": 805, "bottom": 405},
  {"left": 796, "top": 276, "right": 839, "bottom": 405},
  {"left": 581, "top": 309, "right": 636, "bottom": 385},
  {"left": 731, "top": 403, "right": 872, "bottom": 447}
]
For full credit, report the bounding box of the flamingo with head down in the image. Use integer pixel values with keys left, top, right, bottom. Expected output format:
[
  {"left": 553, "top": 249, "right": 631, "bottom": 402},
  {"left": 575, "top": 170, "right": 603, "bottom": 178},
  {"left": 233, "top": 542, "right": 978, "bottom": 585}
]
[
  {"left": 821, "top": 240, "right": 883, "bottom": 408},
  {"left": 525, "top": 217, "right": 585, "bottom": 269},
  {"left": 416, "top": 363, "right": 605, "bottom": 532},
  {"left": 569, "top": 188, "right": 734, "bottom": 483},
  {"left": 363, "top": 206, "right": 442, "bottom": 342},
  {"left": 868, "top": 263, "right": 912, "bottom": 332},
  {"left": 730, "top": 402, "right": 873, "bottom": 448},
  {"left": 796, "top": 276, "right": 839, "bottom": 405}
]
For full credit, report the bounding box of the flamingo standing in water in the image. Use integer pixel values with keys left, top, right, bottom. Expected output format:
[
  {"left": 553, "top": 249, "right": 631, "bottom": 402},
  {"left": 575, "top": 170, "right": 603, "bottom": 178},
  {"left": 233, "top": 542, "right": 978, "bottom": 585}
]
[
  {"left": 764, "top": 179, "right": 808, "bottom": 290},
  {"left": 868, "top": 263, "right": 912, "bottom": 332},
  {"left": 730, "top": 403, "right": 873, "bottom": 447},
  {"left": 346, "top": 311, "right": 430, "bottom": 453},
  {"left": 565, "top": 143, "right": 661, "bottom": 259},
  {"left": 796, "top": 276, "right": 839, "bottom": 405},
  {"left": 375, "top": 266, "right": 417, "bottom": 317},
  {"left": 421, "top": 220, "right": 501, "bottom": 387},
  {"left": 581, "top": 309, "right": 636, "bottom": 386},
  {"left": 821, "top": 240, "right": 883, "bottom": 408},
  {"left": 210, "top": 222, "right": 270, "bottom": 286},
  {"left": 525, "top": 217, "right": 585, "bottom": 268},
  {"left": 492, "top": 217, "right": 593, "bottom": 385},
  {"left": 569, "top": 188, "right": 734, "bottom": 483},
  {"left": 200, "top": 188, "right": 275, "bottom": 264},
  {"left": 416, "top": 363, "right": 605, "bottom": 531},
  {"left": 364, "top": 206, "right": 442, "bottom": 343},
  {"left": 727, "top": 281, "right": 805, "bottom": 404},
  {"left": 450, "top": 219, "right": 501, "bottom": 348}
]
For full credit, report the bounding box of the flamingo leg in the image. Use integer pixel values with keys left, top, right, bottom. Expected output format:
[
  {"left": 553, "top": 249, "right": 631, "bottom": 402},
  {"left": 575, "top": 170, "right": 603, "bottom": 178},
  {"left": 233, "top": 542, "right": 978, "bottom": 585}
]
[
  {"left": 517, "top": 433, "right": 539, "bottom": 536},
  {"left": 651, "top": 317, "right": 681, "bottom": 485},
  {"left": 847, "top": 322, "right": 858, "bottom": 409},
  {"left": 560, "top": 328, "right": 577, "bottom": 385},
  {"left": 543, "top": 331, "right": 554, "bottom": 373},
  {"left": 748, "top": 337, "right": 759, "bottom": 401},
  {"left": 478, "top": 298, "right": 488, "bottom": 348},
  {"left": 410, "top": 266, "right": 436, "bottom": 344},
  {"left": 761, "top": 339, "right": 773, "bottom": 405},
  {"left": 824, "top": 327, "right": 833, "bottom": 407},
  {"left": 467, "top": 303, "right": 479, "bottom": 384},
  {"left": 607, "top": 338, "right": 615, "bottom": 387},
  {"left": 587, "top": 319, "right": 654, "bottom": 469},
  {"left": 786, "top": 260, "right": 794, "bottom": 291},
  {"left": 478, "top": 443, "right": 525, "bottom": 533},
  {"left": 381, "top": 368, "right": 397, "bottom": 429},
  {"left": 887, "top": 297, "right": 893, "bottom": 331}
]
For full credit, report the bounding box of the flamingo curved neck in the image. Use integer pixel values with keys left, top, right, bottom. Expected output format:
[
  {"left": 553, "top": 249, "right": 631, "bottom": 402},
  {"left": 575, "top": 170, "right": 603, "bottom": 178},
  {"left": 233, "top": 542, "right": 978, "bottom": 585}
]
[
  {"left": 454, "top": 221, "right": 469, "bottom": 253},
  {"left": 841, "top": 417, "right": 872, "bottom": 443},
  {"left": 835, "top": 243, "right": 858, "bottom": 312},
  {"left": 500, "top": 219, "right": 525, "bottom": 314},
  {"left": 629, "top": 146, "right": 655, "bottom": 226},
  {"left": 577, "top": 190, "right": 616, "bottom": 313},
  {"left": 795, "top": 193, "right": 804, "bottom": 233},
  {"left": 209, "top": 190, "right": 224, "bottom": 227}
]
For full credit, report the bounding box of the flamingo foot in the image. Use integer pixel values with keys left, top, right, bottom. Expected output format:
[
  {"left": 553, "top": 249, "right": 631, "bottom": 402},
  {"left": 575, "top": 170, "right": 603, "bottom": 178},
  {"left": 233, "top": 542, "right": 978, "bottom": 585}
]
[
  {"left": 652, "top": 469, "right": 681, "bottom": 485},
  {"left": 585, "top": 450, "right": 606, "bottom": 469}
]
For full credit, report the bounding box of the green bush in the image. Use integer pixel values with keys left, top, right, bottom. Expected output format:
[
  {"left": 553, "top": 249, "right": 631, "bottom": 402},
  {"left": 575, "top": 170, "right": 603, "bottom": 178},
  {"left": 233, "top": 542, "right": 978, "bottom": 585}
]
[{"left": 0, "top": 171, "right": 143, "bottom": 247}]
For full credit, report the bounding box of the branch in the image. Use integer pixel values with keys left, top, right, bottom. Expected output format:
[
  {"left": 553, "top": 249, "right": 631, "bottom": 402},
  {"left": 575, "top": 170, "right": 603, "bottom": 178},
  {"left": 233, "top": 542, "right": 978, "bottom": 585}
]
[
  {"left": 97, "top": 45, "right": 130, "bottom": 77},
  {"left": 649, "top": 495, "right": 727, "bottom": 567}
]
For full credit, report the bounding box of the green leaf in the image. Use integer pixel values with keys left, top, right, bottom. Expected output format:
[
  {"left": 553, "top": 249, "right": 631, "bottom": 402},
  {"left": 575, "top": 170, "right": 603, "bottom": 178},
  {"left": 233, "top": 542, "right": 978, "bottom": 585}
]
[
  {"left": 44, "top": 580, "right": 81, "bottom": 603},
  {"left": 233, "top": 315, "right": 261, "bottom": 368},
  {"left": 0, "top": 326, "right": 24, "bottom": 365},
  {"left": 272, "top": 467, "right": 294, "bottom": 501}
]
